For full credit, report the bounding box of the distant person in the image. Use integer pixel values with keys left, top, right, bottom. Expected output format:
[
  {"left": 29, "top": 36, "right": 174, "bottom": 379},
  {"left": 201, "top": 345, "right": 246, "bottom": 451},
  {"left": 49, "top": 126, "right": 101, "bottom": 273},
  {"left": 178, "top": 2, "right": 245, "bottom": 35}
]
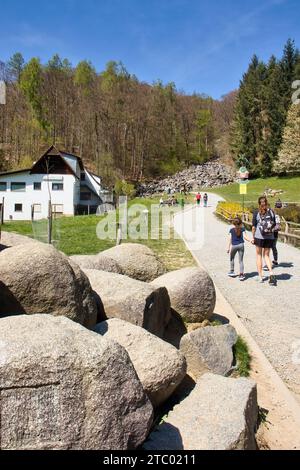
[
  {"left": 159, "top": 197, "right": 164, "bottom": 208},
  {"left": 251, "top": 196, "right": 277, "bottom": 285},
  {"left": 227, "top": 217, "right": 251, "bottom": 281},
  {"left": 203, "top": 193, "right": 208, "bottom": 207},
  {"left": 196, "top": 192, "right": 201, "bottom": 206},
  {"left": 180, "top": 197, "right": 185, "bottom": 209}
]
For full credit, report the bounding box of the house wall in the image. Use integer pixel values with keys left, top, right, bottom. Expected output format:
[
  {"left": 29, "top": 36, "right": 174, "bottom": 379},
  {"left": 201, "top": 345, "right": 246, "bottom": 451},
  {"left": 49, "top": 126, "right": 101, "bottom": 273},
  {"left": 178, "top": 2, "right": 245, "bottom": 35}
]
[{"left": 0, "top": 172, "right": 77, "bottom": 221}]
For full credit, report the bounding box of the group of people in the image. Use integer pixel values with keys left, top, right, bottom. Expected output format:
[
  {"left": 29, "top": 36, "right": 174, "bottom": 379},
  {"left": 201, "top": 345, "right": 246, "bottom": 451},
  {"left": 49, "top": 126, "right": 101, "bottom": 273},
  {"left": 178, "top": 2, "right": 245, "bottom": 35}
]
[
  {"left": 159, "top": 195, "right": 179, "bottom": 207},
  {"left": 196, "top": 192, "right": 208, "bottom": 207},
  {"left": 228, "top": 196, "right": 281, "bottom": 286}
]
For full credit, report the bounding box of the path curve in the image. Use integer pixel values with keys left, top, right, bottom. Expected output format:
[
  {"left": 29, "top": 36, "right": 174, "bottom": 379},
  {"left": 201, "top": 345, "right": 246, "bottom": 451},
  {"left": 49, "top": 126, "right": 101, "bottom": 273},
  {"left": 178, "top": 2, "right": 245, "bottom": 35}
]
[{"left": 175, "top": 193, "right": 300, "bottom": 403}]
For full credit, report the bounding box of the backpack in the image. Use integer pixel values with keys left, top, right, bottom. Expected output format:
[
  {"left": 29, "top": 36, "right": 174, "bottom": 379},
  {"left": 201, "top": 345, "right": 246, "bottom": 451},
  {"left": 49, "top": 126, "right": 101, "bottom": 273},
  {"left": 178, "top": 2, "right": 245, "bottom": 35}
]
[{"left": 257, "top": 209, "right": 276, "bottom": 235}]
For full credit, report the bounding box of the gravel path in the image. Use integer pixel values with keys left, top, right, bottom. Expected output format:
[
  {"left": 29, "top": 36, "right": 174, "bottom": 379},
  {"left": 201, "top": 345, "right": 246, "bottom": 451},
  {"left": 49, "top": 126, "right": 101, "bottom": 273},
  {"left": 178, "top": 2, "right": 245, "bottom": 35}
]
[{"left": 175, "top": 194, "right": 300, "bottom": 402}]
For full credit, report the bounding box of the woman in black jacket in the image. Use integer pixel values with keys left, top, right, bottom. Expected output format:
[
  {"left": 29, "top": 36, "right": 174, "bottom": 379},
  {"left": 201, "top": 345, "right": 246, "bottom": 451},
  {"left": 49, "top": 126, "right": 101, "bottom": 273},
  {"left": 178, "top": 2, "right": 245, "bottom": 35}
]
[{"left": 251, "top": 196, "right": 277, "bottom": 286}]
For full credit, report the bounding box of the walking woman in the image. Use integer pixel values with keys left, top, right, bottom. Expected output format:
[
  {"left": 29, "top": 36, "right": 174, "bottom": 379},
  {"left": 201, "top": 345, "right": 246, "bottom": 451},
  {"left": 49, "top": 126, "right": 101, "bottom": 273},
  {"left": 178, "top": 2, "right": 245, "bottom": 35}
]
[
  {"left": 252, "top": 196, "right": 277, "bottom": 285},
  {"left": 227, "top": 217, "right": 251, "bottom": 281}
]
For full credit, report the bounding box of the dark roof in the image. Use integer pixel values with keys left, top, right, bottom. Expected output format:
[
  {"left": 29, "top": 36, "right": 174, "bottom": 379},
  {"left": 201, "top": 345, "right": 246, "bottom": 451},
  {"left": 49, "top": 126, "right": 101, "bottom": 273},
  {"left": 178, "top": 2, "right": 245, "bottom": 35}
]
[
  {"left": 0, "top": 168, "right": 31, "bottom": 177},
  {"left": 0, "top": 145, "right": 99, "bottom": 179},
  {"left": 30, "top": 145, "right": 79, "bottom": 178}
]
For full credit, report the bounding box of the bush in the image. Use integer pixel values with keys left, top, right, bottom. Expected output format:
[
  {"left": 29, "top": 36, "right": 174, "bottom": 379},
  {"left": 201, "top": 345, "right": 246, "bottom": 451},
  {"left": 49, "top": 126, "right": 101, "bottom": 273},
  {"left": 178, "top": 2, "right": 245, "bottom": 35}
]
[
  {"left": 277, "top": 205, "right": 300, "bottom": 224},
  {"left": 216, "top": 201, "right": 252, "bottom": 221},
  {"left": 114, "top": 180, "right": 136, "bottom": 199}
]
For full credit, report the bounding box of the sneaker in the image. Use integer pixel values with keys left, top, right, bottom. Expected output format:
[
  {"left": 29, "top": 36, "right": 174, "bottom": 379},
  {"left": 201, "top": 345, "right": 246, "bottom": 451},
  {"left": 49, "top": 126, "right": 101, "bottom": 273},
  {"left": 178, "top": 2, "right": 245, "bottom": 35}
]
[
  {"left": 239, "top": 274, "right": 246, "bottom": 281},
  {"left": 228, "top": 272, "right": 236, "bottom": 277},
  {"left": 269, "top": 275, "right": 277, "bottom": 286},
  {"left": 272, "top": 261, "right": 279, "bottom": 267},
  {"left": 257, "top": 276, "right": 265, "bottom": 283},
  {"left": 263, "top": 265, "right": 269, "bottom": 271}
]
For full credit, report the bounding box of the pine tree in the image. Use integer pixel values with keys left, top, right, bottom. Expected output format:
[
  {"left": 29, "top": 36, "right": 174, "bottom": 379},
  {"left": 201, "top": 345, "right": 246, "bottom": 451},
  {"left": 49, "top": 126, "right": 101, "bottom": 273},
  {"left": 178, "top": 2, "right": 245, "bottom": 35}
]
[
  {"left": 280, "top": 39, "right": 300, "bottom": 110},
  {"left": 231, "top": 55, "right": 267, "bottom": 176},
  {"left": 273, "top": 103, "right": 300, "bottom": 174},
  {"left": 7, "top": 52, "right": 25, "bottom": 82}
]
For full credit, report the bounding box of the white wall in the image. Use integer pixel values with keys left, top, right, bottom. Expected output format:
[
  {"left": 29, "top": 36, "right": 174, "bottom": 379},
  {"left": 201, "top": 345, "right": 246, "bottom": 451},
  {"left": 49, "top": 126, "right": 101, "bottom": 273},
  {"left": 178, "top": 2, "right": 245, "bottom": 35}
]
[{"left": 0, "top": 172, "right": 77, "bottom": 221}]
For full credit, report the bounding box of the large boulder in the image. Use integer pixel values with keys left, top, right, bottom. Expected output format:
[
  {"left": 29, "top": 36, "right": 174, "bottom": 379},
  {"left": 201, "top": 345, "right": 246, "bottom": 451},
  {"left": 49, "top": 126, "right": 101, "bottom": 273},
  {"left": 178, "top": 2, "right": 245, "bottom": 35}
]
[
  {"left": 180, "top": 325, "right": 238, "bottom": 380},
  {"left": 163, "top": 309, "right": 187, "bottom": 349},
  {"left": 100, "top": 243, "right": 165, "bottom": 281},
  {"left": 144, "top": 373, "right": 258, "bottom": 450},
  {"left": 83, "top": 269, "right": 171, "bottom": 338},
  {"left": 95, "top": 319, "right": 187, "bottom": 408},
  {"left": 151, "top": 267, "right": 216, "bottom": 323},
  {"left": 0, "top": 242, "right": 97, "bottom": 328},
  {"left": 0, "top": 231, "right": 35, "bottom": 250},
  {"left": 0, "top": 315, "right": 153, "bottom": 450},
  {"left": 70, "top": 254, "right": 123, "bottom": 274}
]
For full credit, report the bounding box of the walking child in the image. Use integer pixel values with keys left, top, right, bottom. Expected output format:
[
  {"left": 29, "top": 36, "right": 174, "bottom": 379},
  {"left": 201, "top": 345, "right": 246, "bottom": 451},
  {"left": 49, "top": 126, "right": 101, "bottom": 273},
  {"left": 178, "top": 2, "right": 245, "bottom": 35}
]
[{"left": 227, "top": 217, "right": 251, "bottom": 281}]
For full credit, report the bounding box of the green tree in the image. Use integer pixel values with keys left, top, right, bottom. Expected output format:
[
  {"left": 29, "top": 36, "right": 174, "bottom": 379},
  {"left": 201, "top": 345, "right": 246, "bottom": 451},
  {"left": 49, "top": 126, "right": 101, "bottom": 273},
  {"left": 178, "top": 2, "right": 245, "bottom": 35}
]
[
  {"left": 7, "top": 52, "right": 25, "bottom": 82},
  {"left": 280, "top": 39, "right": 300, "bottom": 109},
  {"left": 231, "top": 55, "right": 267, "bottom": 175},
  {"left": 74, "top": 60, "right": 96, "bottom": 88},
  {"left": 19, "top": 58, "right": 48, "bottom": 131}
]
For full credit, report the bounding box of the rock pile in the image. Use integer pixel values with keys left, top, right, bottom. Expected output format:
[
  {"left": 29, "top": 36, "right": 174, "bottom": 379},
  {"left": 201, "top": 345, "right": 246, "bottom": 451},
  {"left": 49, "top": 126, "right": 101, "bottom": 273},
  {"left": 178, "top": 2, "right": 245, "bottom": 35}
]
[
  {"left": 0, "top": 238, "right": 258, "bottom": 450},
  {"left": 138, "top": 159, "right": 236, "bottom": 196}
]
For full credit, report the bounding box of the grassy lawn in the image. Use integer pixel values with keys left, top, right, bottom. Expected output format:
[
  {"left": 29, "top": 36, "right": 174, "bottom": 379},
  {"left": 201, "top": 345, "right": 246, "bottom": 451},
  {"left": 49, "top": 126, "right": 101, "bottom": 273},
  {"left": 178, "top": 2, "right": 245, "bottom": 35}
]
[
  {"left": 2, "top": 196, "right": 196, "bottom": 272},
  {"left": 207, "top": 176, "right": 300, "bottom": 206}
]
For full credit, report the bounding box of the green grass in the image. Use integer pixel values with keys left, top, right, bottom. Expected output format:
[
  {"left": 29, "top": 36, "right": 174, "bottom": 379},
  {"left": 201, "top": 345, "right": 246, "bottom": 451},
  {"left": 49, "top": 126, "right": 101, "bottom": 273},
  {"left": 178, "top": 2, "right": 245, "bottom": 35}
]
[
  {"left": 233, "top": 336, "right": 252, "bottom": 377},
  {"left": 2, "top": 196, "right": 196, "bottom": 272},
  {"left": 207, "top": 176, "right": 300, "bottom": 206}
]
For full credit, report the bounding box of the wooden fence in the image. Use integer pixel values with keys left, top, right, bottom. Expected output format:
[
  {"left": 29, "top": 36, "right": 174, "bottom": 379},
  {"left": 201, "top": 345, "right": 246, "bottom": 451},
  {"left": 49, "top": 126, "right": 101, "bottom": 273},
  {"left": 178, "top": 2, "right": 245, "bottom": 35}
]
[{"left": 215, "top": 205, "right": 300, "bottom": 246}]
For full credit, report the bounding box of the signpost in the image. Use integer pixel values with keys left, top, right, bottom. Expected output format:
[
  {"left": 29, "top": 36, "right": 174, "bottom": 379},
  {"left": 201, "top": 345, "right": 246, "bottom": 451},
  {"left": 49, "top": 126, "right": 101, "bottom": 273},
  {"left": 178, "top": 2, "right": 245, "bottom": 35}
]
[{"left": 238, "top": 167, "right": 249, "bottom": 217}]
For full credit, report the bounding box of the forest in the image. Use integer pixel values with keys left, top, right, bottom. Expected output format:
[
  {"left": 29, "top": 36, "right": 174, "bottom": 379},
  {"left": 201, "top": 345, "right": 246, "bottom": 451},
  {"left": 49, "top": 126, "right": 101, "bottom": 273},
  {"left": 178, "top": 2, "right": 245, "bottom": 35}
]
[{"left": 0, "top": 39, "right": 299, "bottom": 186}]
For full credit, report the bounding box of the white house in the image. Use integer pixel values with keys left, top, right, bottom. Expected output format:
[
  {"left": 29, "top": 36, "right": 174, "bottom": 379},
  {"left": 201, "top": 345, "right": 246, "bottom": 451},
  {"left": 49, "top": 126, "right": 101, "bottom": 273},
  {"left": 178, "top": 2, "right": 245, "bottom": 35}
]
[{"left": 0, "top": 145, "right": 111, "bottom": 221}]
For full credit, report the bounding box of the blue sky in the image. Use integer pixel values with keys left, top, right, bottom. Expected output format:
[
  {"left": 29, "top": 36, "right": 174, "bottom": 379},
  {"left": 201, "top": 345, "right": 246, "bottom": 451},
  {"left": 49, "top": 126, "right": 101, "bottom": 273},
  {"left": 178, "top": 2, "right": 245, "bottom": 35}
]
[{"left": 0, "top": 0, "right": 299, "bottom": 98}]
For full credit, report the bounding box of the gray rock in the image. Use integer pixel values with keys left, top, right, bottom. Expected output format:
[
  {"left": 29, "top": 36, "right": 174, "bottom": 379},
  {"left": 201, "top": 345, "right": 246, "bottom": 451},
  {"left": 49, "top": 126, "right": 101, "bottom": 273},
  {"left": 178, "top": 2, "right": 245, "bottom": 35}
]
[
  {"left": 83, "top": 269, "right": 171, "bottom": 338},
  {"left": 95, "top": 319, "right": 187, "bottom": 408},
  {"left": 180, "top": 325, "right": 238, "bottom": 380},
  {"left": 0, "top": 231, "right": 35, "bottom": 249},
  {"left": 0, "top": 315, "right": 153, "bottom": 450},
  {"left": 100, "top": 243, "right": 165, "bottom": 281},
  {"left": 70, "top": 254, "right": 123, "bottom": 274},
  {"left": 0, "top": 242, "right": 97, "bottom": 328},
  {"left": 144, "top": 373, "right": 258, "bottom": 450},
  {"left": 163, "top": 309, "right": 187, "bottom": 349},
  {"left": 138, "top": 159, "right": 236, "bottom": 196},
  {"left": 151, "top": 267, "right": 216, "bottom": 323}
]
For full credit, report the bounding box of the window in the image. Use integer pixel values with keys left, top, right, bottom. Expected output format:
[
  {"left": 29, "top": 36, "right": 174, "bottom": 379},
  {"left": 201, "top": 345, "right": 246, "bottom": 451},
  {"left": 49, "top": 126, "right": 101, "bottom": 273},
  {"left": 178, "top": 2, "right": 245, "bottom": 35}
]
[
  {"left": 80, "top": 173, "right": 86, "bottom": 181},
  {"left": 11, "top": 182, "right": 26, "bottom": 192},
  {"left": 0, "top": 182, "right": 7, "bottom": 191},
  {"left": 34, "top": 182, "right": 41, "bottom": 190},
  {"left": 52, "top": 204, "right": 64, "bottom": 214},
  {"left": 80, "top": 191, "right": 92, "bottom": 201},
  {"left": 15, "top": 204, "right": 23, "bottom": 212},
  {"left": 33, "top": 204, "right": 42, "bottom": 213},
  {"left": 52, "top": 183, "right": 64, "bottom": 191}
]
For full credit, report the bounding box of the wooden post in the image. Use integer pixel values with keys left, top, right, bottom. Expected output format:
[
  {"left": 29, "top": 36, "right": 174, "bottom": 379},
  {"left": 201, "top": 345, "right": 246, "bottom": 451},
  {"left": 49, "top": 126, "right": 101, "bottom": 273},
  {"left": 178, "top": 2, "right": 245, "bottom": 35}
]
[
  {"left": 88, "top": 204, "right": 90, "bottom": 216},
  {"left": 284, "top": 221, "right": 289, "bottom": 244},
  {"left": 1, "top": 197, "right": 4, "bottom": 225},
  {"left": 48, "top": 200, "right": 52, "bottom": 245},
  {"left": 116, "top": 223, "right": 122, "bottom": 246}
]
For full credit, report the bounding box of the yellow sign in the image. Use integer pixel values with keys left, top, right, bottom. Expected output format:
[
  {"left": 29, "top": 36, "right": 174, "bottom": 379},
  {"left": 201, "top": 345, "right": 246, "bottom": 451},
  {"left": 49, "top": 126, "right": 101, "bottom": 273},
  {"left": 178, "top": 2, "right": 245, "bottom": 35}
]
[{"left": 239, "top": 184, "right": 247, "bottom": 195}]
